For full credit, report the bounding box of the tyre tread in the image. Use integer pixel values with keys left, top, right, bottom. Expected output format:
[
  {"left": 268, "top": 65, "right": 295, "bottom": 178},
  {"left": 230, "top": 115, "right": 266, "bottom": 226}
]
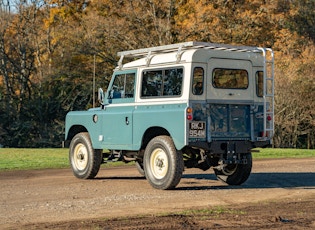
[
  {"left": 144, "top": 135, "right": 183, "bottom": 190},
  {"left": 69, "top": 132, "right": 102, "bottom": 179}
]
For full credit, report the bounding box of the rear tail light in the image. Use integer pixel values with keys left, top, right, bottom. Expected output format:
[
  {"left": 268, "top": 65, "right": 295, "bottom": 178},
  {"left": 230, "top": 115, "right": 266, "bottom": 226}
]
[{"left": 186, "top": 107, "right": 193, "bottom": 120}]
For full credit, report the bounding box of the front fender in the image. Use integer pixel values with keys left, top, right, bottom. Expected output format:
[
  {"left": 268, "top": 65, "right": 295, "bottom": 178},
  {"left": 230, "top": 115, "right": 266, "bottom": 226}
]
[{"left": 65, "top": 109, "right": 102, "bottom": 148}]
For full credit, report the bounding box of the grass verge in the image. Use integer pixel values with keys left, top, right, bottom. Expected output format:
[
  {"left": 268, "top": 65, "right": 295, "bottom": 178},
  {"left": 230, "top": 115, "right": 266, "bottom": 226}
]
[
  {"left": 0, "top": 148, "right": 314, "bottom": 171},
  {"left": 0, "top": 148, "right": 69, "bottom": 171},
  {"left": 252, "top": 148, "right": 315, "bottom": 159}
]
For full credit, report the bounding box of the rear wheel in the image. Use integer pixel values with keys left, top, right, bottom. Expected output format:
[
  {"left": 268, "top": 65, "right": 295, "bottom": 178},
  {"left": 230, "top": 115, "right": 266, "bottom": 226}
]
[
  {"left": 213, "top": 153, "right": 252, "bottom": 185},
  {"left": 143, "top": 136, "right": 184, "bottom": 190},
  {"left": 69, "top": 132, "right": 102, "bottom": 179}
]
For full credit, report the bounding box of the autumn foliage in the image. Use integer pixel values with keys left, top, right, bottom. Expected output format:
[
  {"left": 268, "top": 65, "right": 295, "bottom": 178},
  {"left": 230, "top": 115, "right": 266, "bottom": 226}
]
[{"left": 0, "top": 0, "right": 314, "bottom": 148}]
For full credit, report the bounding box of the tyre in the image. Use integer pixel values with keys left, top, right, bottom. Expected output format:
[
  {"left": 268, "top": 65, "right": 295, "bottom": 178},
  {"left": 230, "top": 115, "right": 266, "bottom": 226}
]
[
  {"left": 135, "top": 161, "right": 145, "bottom": 176},
  {"left": 69, "top": 132, "right": 102, "bottom": 179},
  {"left": 213, "top": 153, "right": 252, "bottom": 185},
  {"left": 143, "top": 135, "right": 184, "bottom": 190}
]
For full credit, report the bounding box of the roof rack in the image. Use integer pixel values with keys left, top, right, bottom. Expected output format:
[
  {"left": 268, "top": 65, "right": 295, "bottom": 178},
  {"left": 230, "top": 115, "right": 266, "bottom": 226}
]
[{"left": 117, "top": 41, "right": 262, "bottom": 69}]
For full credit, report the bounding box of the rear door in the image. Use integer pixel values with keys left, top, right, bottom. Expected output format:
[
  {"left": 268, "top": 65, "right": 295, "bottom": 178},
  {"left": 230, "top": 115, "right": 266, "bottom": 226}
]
[
  {"left": 207, "top": 58, "right": 253, "bottom": 101},
  {"left": 207, "top": 58, "right": 253, "bottom": 140}
]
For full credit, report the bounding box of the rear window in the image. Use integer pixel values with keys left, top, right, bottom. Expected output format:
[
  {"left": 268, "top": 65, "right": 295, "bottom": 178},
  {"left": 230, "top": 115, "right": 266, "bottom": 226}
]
[{"left": 213, "top": 68, "right": 248, "bottom": 89}]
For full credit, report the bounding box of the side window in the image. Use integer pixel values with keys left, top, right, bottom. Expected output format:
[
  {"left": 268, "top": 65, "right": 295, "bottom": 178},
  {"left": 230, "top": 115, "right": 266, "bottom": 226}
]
[
  {"left": 192, "top": 67, "right": 204, "bottom": 95},
  {"left": 256, "top": 71, "right": 264, "bottom": 97},
  {"left": 109, "top": 73, "right": 135, "bottom": 99},
  {"left": 141, "top": 68, "right": 183, "bottom": 97},
  {"left": 164, "top": 69, "right": 183, "bottom": 96},
  {"left": 142, "top": 70, "right": 162, "bottom": 96},
  {"left": 213, "top": 68, "right": 248, "bottom": 89}
]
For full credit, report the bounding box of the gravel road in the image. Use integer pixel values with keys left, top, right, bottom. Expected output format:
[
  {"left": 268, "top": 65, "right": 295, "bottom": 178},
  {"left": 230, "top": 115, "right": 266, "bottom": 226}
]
[{"left": 1, "top": 158, "right": 315, "bottom": 229}]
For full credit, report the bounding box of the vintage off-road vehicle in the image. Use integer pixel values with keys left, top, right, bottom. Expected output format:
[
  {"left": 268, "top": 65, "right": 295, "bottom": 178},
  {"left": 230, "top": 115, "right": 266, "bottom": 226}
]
[{"left": 65, "top": 41, "right": 274, "bottom": 190}]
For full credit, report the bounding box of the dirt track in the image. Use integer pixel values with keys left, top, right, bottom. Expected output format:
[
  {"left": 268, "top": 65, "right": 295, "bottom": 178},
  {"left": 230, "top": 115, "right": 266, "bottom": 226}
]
[{"left": 1, "top": 158, "right": 315, "bottom": 229}]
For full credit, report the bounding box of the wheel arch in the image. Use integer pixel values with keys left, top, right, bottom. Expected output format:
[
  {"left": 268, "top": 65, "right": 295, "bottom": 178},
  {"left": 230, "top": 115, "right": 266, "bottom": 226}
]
[
  {"left": 64, "top": 125, "right": 88, "bottom": 147},
  {"left": 141, "top": 126, "right": 170, "bottom": 151}
]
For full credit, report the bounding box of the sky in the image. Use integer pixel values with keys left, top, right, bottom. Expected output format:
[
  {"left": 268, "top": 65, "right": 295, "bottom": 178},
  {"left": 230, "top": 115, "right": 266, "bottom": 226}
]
[{"left": 1, "top": 0, "right": 43, "bottom": 13}]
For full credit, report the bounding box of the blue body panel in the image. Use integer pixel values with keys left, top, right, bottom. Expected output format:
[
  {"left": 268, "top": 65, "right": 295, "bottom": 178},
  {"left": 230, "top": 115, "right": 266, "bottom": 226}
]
[
  {"left": 66, "top": 102, "right": 188, "bottom": 150},
  {"left": 189, "top": 102, "right": 265, "bottom": 142},
  {"left": 133, "top": 103, "right": 187, "bottom": 150},
  {"left": 99, "top": 105, "right": 134, "bottom": 149},
  {"left": 65, "top": 109, "right": 103, "bottom": 148}
]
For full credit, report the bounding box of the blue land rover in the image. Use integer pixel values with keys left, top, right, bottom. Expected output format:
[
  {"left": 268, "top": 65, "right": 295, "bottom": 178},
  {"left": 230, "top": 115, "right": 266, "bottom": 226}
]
[{"left": 65, "top": 41, "right": 274, "bottom": 190}]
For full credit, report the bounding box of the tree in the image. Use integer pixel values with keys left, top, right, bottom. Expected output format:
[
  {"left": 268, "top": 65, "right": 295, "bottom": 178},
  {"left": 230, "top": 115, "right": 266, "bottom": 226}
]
[
  {"left": 175, "top": 0, "right": 279, "bottom": 46},
  {"left": 0, "top": 0, "right": 314, "bottom": 148},
  {"left": 0, "top": 0, "right": 68, "bottom": 147},
  {"left": 288, "top": 0, "right": 315, "bottom": 43},
  {"left": 274, "top": 43, "right": 315, "bottom": 148}
]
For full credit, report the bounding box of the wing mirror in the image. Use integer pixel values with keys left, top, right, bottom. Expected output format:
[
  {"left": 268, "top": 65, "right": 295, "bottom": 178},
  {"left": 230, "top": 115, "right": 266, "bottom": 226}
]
[
  {"left": 98, "top": 88, "right": 108, "bottom": 105},
  {"left": 98, "top": 88, "right": 104, "bottom": 103}
]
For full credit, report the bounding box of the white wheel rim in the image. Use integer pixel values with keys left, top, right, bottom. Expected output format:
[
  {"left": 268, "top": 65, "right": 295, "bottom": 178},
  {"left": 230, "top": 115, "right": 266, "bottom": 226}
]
[
  {"left": 73, "top": 143, "right": 88, "bottom": 170},
  {"left": 150, "top": 148, "right": 168, "bottom": 179}
]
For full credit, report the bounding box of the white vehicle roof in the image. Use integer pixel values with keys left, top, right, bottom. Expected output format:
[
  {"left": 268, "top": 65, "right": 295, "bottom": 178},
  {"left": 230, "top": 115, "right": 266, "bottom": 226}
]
[{"left": 116, "top": 41, "right": 266, "bottom": 70}]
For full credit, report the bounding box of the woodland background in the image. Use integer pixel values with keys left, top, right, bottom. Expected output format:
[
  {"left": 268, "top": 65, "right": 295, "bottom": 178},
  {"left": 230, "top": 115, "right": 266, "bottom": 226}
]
[{"left": 0, "top": 0, "right": 314, "bottom": 148}]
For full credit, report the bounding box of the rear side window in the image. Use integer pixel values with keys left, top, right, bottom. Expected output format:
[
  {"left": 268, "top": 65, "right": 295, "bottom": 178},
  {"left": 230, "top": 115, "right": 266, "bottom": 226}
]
[
  {"left": 141, "top": 68, "right": 183, "bottom": 97},
  {"left": 192, "top": 67, "right": 204, "bottom": 95},
  {"left": 213, "top": 68, "right": 248, "bottom": 89},
  {"left": 256, "top": 71, "right": 264, "bottom": 97}
]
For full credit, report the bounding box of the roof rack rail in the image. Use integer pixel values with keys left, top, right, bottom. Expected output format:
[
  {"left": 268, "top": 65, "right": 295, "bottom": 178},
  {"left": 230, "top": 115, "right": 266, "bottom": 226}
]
[{"left": 117, "top": 41, "right": 262, "bottom": 69}]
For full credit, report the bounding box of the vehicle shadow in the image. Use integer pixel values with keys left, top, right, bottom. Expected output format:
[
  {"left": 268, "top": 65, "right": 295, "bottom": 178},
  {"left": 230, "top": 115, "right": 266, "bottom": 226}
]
[
  {"left": 95, "top": 176, "right": 145, "bottom": 180},
  {"left": 94, "top": 170, "right": 315, "bottom": 190},
  {"left": 179, "top": 172, "right": 315, "bottom": 190}
]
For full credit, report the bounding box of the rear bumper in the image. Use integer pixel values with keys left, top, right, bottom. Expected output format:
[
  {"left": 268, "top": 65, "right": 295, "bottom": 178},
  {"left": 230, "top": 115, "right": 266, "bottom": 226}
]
[{"left": 188, "top": 140, "right": 271, "bottom": 153}]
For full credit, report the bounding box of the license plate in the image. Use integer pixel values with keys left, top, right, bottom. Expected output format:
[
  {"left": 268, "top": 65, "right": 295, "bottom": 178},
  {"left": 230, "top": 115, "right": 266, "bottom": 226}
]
[{"left": 189, "top": 121, "right": 206, "bottom": 138}]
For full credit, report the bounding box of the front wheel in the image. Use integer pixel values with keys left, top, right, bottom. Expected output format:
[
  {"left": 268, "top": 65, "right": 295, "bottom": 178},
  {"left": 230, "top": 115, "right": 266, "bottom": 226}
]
[
  {"left": 69, "top": 132, "right": 102, "bottom": 179},
  {"left": 143, "top": 136, "right": 184, "bottom": 190},
  {"left": 213, "top": 153, "right": 252, "bottom": 185}
]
